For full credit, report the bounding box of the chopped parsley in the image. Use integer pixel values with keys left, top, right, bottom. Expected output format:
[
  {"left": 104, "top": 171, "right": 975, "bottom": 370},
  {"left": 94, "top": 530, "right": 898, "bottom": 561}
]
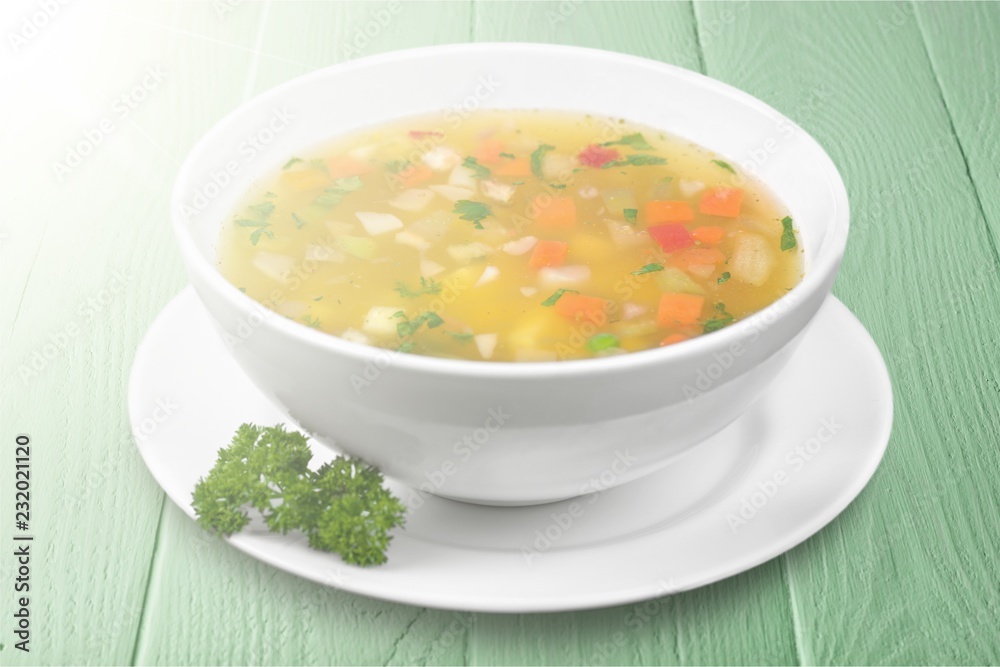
[
  {"left": 453, "top": 200, "right": 492, "bottom": 229},
  {"left": 191, "top": 423, "right": 405, "bottom": 566},
  {"left": 711, "top": 159, "right": 736, "bottom": 174},
  {"left": 540, "top": 288, "right": 578, "bottom": 307},
  {"left": 623, "top": 208, "right": 638, "bottom": 224},
  {"left": 632, "top": 263, "right": 664, "bottom": 276},
  {"left": 462, "top": 156, "right": 491, "bottom": 179},
  {"left": 314, "top": 176, "right": 364, "bottom": 208},
  {"left": 235, "top": 200, "right": 276, "bottom": 245},
  {"left": 292, "top": 212, "right": 306, "bottom": 229},
  {"left": 550, "top": 183, "right": 567, "bottom": 189},
  {"left": 602, "top": 132, "right": 654, "bottom": 151},
  {"left": 385, "top": 160, "right": 411, "bottom": 174},
  {"left": 717, "top": 271, "right": 732, "bottom": 284},
  {"left": 530, "top": 144, "right": 555, "bottom": 179},
  {"left": 301, "top": 314, "right": 321, "bottom": 329},
  {"left": 395, "top": 311, "right": 445, "bottom": 337},
  {"left": 780, "top": 216, "right": 797, "bottom": 251},
  {"left": 282, "top": 157, "right": 303, "bottom": 169},
  {"left": 703, "top": 303, "right": 735, "bottom": 333},
  {"left": 394, "top": 277, "right": 442, "bottom": 298},
  {"left": 499, "top": 152, "right": 516, "bottom": 159},
  {"left": 446, "top": 331, "right": 474, "bottom": 342},
  {"left": 602, "top": 154, "right": 668, "bottom": 169}
]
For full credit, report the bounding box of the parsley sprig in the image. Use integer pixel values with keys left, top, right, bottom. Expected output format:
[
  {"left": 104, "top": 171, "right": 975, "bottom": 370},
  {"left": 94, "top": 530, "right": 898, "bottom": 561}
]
[{"left": 192, "top": 424, "right": 406, "bottom": 566}]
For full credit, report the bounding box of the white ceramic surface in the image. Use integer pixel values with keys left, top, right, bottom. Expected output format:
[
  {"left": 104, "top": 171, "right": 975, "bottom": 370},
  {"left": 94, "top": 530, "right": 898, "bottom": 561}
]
[
  {"left": 129, "top": 288, "right": 891, "bottom": 613},
  {"left": 171, "top": 43, "right": 850, "bottom": 504}
]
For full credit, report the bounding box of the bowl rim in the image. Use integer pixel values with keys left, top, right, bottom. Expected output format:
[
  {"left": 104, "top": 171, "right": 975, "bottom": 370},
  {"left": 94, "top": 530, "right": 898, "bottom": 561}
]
[{"left": 171, "top": 41, "right": 850, "bottom": 379}]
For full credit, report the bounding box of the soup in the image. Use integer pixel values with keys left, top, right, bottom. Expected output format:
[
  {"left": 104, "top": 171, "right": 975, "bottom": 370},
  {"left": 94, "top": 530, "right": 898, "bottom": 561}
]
[{"left": 219, "top": 110, "right": 802, "bottom": 362}]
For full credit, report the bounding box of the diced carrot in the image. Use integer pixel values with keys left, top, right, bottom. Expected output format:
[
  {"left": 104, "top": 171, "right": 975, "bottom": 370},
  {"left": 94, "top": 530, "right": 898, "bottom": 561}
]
[
  {"left": 475, "top": 138, "right": 505, "bottom": 164},
  {"left": 495, "top": 157, "right": 531, "bottom": 177},
  {"left": 280, "top": 169, "right": 328, "bottom": 192},
  {"left": 397, "top": 164, "right": 433, "bottom": 188},
  {"left": 700, "top": 187, "right": 744, "bottom": 218},
  {"left": 673, "top": 247, "right": 727, "bottom": 269},
  {"left": 659, "top": 333, "right": 689, "bottom": 347},
  {"left": 692, "top": 225, "right": 726, "bottom": 245},
  {"left": 529, "top": 240, "right": 569, "bottom": 269},
  {"left": 648, "top": 224, "right": 694, "bottom": 253},
  {"left": 657, "top": 293, "right": 706, "bottom": 327},
  {"left": 533, "top": 196, "right": 577, "bottom": 229},
  {"left": 646, "top": 200, "right": 694, "bottom": 224},
  {"left": 554, "top": 293, "right": 608, "bottom": 326},
  {"left": 326, "top": 156, "right": 372, "bottom": 179}
]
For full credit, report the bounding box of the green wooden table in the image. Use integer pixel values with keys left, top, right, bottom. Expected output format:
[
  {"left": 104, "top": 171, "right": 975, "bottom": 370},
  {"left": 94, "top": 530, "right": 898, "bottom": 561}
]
[{"left": 3, "top": 1, "right": 999, "bottom": 664}]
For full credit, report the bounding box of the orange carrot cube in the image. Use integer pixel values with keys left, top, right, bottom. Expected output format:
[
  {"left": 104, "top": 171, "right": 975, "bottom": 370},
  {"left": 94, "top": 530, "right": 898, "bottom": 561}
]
[
  {"left": 646, "top": 200, "right": 694, "bottom": 224},
  {"left": 529, "top": 240, "right": 569, "bottom": 269},
  {"left": 659, "top": 333, "right": 689, "bottom": 347},
  {"left": 699, "top": 188, "right": 744, "bottom": 218},
  {"left": 494, "top": 157, "right": 531, "bottom": 177},
  {"left": 475, "top": 138, "right": 505, "bottom": 164},
  {"left": 692, "top": 226, "right": 726, "bottom": 245},
  {"left": 555, "top": 293, "right": 608, "bottom": 325},
  {"left": 657, "top": 293, "right": 706, "bottom": 327}
]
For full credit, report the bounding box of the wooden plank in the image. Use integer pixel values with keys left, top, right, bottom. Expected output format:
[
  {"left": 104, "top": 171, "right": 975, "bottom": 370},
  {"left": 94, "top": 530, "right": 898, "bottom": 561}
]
[
  {"left": 915, "top": 2, "right": 1000, "bottom": 252},
  {"left": 468, "top": 3, "right": 800, "bottom": 665},
  {"left": 693, "top": 2, "right": 1000, "bottom": 664},
  {"left": 129, "top": 3, "right": 478, "bottom": 665},
  {"left": 0, "top": 1, "right": 267, "bottom": 664}
]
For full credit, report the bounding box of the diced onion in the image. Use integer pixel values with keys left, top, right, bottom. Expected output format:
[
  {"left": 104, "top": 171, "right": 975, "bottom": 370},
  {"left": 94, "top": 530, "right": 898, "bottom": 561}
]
[
  {"left": 355, "top": 211, "right": 403, "bottom": 236},
  {"left": 678, "top": 179, "right": 705, "bottom": 198},
  {"left": 538, "top": 265, "right": 591, "bottom": 286},
  {"left": 520, "top": 286, "right": 538, "bottom": 297},
  {"left": 420, "top": 258, "right": 446, "bottom": 277},
  {"left": 578, "top": 185, "right": 599, "bottom": 199},
  {"left": 449, "top": 164, "right": 477, "bottom": 188},
  {"left": 503, "top": 235, "right": 538, "bottom": 255},
  {"left": 475, "top": 333, "right": 498, "bottom": 359},
  {"left": 362, "top": 306, "right": 403, "bottom": 337},
  {"left": 422, "top": 146, "right": 461, "bottom": 172},
  {"left": 480, "top": 179, "right": 515, "bottom": 203},
  {"left": 623, "top": 302, "right": 647, "bottom": 320},
  {"left": 340, "top": 328, "right": 371, "bottom": 345},
  {"left": 475, "top": 265, "right": 500, "bottom": 287},
  {"left": 447, "top": 242, "right": 493, "bottom": 264}
]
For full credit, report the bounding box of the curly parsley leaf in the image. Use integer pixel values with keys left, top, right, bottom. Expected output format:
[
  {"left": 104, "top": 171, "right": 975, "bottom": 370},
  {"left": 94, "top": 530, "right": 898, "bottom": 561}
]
[
  {"left": 703, "top": 303, "right": 735, "bottom": 333},
  {"left": 540, "top": 288, "right": 579, "bottom": 307},
  {"left": 711, "top": 159, "right": 736, "bottom": 174},
  {"left": 717, "top": 271, "right": 732, "bottom": 284},
  {"left": 623, "top": 208, "right": 638, "bottom": 224},
  {"left": 394, "top": 277, "right": 442, "bottom": 298},
  {"left": 602, "top": 154, "right": 667, "bottom": 169},
  {"left": 191, "top": 424, "right": 406, "bottom": 566},
  {"left": 315, "top": 176, "right": 364, "bottom": 208},
  {"left": 631, "top": 263, "right": 664, "bottom": 276},
  {"left": 462, "top": 156, "right": 491, "bottom": 179}
]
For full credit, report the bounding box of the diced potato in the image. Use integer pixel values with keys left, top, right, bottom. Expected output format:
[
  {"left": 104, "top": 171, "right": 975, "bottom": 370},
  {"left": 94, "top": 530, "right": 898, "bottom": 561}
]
[
  {"left": 520, "top": 286, "right": 538, "bottom": 297},
  {"left": 355, "top": 211, "right": 404, "bottom": 236},
  {"left": 730, "top": 233, "right": 775, "bottom": 286},
  {"left": 447, "top": 242, "right": 493, "bottom": 264},
  {"left": 420, "top": 258, "right": 446, "bottom": 277},
  {"left": 578, "top": 185, "right": 599, "bottom": 199},
  {"left": 253, "top": 252, "right": 294, "bottom": 282},
  {"left": 395, "top": 230, "right": 431, "bottom": 251},
  {"left": 687, "top": 264, "right": 715, "bottom": 279},
  {"left": 543, "top": 153, "right": 575, "bottom": 180},
  {"left": 655, "top": 267, "right": 705, "bottom": 295},
  {"left": 429, "top": 184, "right": 475, "bottom": 202},
  {"left": 449, "top": 164, "right": 477, "bottom": 188},
  {"left": 605, "top": 220, "right": 649, "bottom": 247},
  {"left": 334, "top": 235, "right": 377, "bottom": 259},
  {"left": 388, "top": 189, "right": 435, "bottom": 212},
  {"left": 362, "top": 306, "right": 404, "bottom": 337}
]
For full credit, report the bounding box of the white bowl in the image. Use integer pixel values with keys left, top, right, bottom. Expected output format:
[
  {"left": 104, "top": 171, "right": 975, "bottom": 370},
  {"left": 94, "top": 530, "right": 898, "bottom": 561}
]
[{"left": 172, "top": 43, "right": 849, "bottom": 506}]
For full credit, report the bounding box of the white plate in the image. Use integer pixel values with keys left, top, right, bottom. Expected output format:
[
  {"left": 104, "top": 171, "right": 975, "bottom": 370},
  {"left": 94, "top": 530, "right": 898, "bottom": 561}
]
[{"left": 129, "top": 287, "right": 892, "bottom": 613}]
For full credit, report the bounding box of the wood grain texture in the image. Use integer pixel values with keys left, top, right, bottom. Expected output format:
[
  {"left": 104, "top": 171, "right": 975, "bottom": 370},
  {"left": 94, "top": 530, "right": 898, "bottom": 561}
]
[
  {"left": 693, "top": 1, "right": 1000, "bottom": 664},
  {"left": 2, "top": 1, "right": 998, "bottom": 665}
]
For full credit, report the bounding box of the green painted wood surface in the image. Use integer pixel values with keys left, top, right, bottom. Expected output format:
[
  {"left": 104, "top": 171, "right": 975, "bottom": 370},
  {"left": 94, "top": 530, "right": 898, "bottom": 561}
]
[{"left": 1, "top": 2, "right": 997, "bottom": 665}]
